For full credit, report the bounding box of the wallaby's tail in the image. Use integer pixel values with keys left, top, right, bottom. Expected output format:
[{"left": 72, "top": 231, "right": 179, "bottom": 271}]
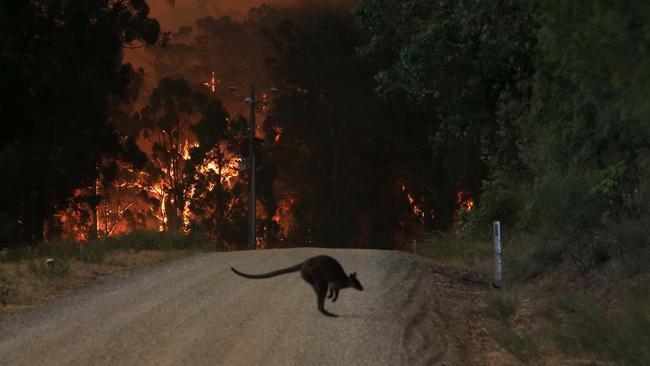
[{"left": 231, "top": 263, "right": 301, "bottom": 279}]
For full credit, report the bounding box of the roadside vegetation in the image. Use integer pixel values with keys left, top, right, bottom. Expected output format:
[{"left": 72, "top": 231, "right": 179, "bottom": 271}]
[
  {"left": 0, "top": 230, "right": 211, "bottom": 317},
  {"left": 417, "top": 228, "right": 649, "bottom": 365},
  {"left": 357, "top": 0, "right": 650, "bottom": 364}
]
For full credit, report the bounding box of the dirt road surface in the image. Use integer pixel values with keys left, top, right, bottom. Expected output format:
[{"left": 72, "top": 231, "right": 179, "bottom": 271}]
[{"left": 0, "top": 248, "right": 500, "bottom": 366}]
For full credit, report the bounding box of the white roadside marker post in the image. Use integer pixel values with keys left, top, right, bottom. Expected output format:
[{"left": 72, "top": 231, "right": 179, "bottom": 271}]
[{"left": 493, "top": 221, "right": 502, "bottom": 288}]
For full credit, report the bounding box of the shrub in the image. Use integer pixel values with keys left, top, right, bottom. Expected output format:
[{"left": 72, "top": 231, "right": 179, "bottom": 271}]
[
  {"left": 509, "top": 240, "right": 566, "bottom": 283},
  {"left": 551, "top": 294, "right": 650, "bottom": 366},
  {"left": 484, "top": 292, "right": 518, "bottom": 322},
  {"left": 490, "top": 326, "right": 538, "bottom": 363},
  {"left": 28, "top": 258, "right": 69, "bottom": 279}
]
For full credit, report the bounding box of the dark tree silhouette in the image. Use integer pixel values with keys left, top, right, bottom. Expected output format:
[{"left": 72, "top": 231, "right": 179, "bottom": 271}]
[{"left": 0, "top": 0, "right": 160, "bottom": 245}]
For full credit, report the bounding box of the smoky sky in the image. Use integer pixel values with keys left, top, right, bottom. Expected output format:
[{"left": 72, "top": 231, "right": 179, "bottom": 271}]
[
  {"left": 148, "top": 0, "right": 356, "bottom": 30},
  {"left": 126, "top": 0, "right": 357, "bottom": 113}
]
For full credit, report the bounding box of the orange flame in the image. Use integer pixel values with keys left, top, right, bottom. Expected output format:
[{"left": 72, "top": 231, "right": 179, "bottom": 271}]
[
  {"left": 272, "top": 198, "right": 295, "bottom": 237},
  {"left": 457, "top": 191, "right": 474, "bottom": 212},
  {"left": 401, "top": 184, "right": 433, "bottom": 222},
  {"left": 274, "top": 126, "right": 283, "bottom": 143},
  {"left": 204, "top": 71, "right": 218, "bottom": 93}
]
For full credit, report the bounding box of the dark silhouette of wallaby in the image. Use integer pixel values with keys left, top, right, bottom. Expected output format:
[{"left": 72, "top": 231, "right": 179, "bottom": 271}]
[{"left": 231, "top": 255, "right": 364, "bottom": 317}]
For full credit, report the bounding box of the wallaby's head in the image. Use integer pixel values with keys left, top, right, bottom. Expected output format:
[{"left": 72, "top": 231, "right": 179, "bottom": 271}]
[{"left": 348, "top": 272, "right": 364, "bottom": 291}]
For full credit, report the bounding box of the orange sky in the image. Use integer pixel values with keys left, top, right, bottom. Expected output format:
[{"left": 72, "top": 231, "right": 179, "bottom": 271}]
[
  {"left": 148, "top": 0, "right": 352, "bottom": 30},
  {"left": 125, "top": 0, "right": 355, "bottom": 108}
]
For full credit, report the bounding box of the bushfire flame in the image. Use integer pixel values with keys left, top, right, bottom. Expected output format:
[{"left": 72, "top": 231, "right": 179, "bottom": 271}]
[
  {"left": 457, "top": 191, "right": 474, "bottom": 212},
  {"left": 273, "top": 126, "right": 283, "bottom": 143},
  {"left": 401, "top": 184, "right": 430, "bottom": 222},
  {"left": 204, "top": 71, "right": 218, "bottom": 93}
]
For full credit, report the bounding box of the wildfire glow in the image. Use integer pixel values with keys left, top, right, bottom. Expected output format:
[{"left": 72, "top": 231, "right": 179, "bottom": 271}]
[
  {"left": 196, "top": 157, "right": 241, "bottom": 189},
  {"left": 273, "top": 198, "right": 295, "bottom": 225},
  {"left": 204, "top": 71, "right": 218, "bottom": 93},
  {"left": 146, "top": 181, "right": 168, "bottom": 231},
  {"left": 401, "top": 184, "right": 428, "bottom": 222},
  {"left": 182, "top": 140, "right": 198, "bottom": 160},
  {"left": 52, "top": 105, "right": 281, "bottom": 245},
  {"left": 457, "top": 191, "right": 474, "bottom": 212},
  {"left": 274, "top": 126, "right": 283, "bottom": 143}
]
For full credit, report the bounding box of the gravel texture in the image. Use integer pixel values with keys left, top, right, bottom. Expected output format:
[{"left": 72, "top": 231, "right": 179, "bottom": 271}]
[{"left": 0, "top": 248, "right": 466, "bottom": 366}]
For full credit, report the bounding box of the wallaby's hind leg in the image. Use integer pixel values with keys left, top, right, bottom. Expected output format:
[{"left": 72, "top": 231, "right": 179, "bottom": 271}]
[
  {"left": 314, "top": 282, "right": 337, "bottom": 317},
  {"left": 326, "top": 285, "right": 339, "bottom": 302},
  {"left": 331, "top": 288, "right": 339, "bottom": 302}
]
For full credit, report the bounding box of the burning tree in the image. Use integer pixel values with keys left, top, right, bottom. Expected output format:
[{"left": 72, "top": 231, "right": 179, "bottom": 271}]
[
  {"left": 135, "top": 78, "right": 205, "bottom": 232},
  {"left": 129, "top": 77, "right": 248, "bottom": 247},
  {"left": 186, "top": 110, "right": 248, "bottom": 248},
  {"left": 0, "top": 0, "right": 160, "bottom": 246}
]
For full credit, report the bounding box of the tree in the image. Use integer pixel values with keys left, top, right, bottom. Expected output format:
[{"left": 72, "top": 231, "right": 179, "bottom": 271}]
[
  {"left": 136, "top": 78, "right": 210, "bottom": 232},
  {"left": 265, "top": 11, "right": 426, "bottom": 247},
  {"left": 186, "top": 106, "right": 247, "bottom": 248},
  {"left": 518, "top": 0, "right": 650, "bottom": 265},
  {"left": 355, "top": 0, "right": 537, "bottom": 227},
  {"left": 0, "top": 0, "right": 160, "bottom": 245}
]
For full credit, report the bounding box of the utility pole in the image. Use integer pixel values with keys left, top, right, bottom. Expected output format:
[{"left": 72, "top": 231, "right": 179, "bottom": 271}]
[
  {"left": 230, "top": 83, "right": 277, "bottom": 250},
  {"left": 247, "top": 85, "right": 257, "bottom": 250}
]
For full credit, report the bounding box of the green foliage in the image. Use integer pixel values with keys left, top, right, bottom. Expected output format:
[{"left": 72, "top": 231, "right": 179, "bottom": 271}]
[
  {"left": 503, "top": 0, "right": 650, "bottom": 268},
  {"left": 466, "top": 173, "right": 523, "bottom": 234},
  {"left": 490, "top": 326, "right": 538, "bottom": 363},
  {"left": 355, "top": 0, "right": 538, "bottom": 230},
  {"left": 551, "top": 294, "right": 650, "bottom": 366},
  {"left": 430, "top": 0, "right": 650, "bottom": 272},
  {"left": 510, "top": 241, "right": 565, "bottom": 282},
  {"left": 484, "top": 292, "right": 519, "bottom": 322}
]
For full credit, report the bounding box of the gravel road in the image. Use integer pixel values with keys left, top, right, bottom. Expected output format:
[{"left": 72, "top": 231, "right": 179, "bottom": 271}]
[{"left": 0, "top": 248, "right": 484, "bottom": 366}]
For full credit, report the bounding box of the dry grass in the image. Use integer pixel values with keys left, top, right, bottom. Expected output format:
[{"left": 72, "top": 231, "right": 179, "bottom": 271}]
[
  {"left": 415, "top": 230, "right": 650, "bottom": 365},
  {"left": 0, "top": 249, "right": 199, "bottom": 317}
]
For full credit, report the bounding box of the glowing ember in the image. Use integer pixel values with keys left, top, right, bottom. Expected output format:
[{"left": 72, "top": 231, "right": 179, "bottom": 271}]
[
  {"left": 274, "top": 126, "right": 283, "bottom": 143},
  {"left": 204, "top": 71, "right": 218, "bottom": 93},
  {"left": 272, "top": 198, "right": 294, "bottom": 224},
  {"left": 401, "top": 184, "right": 427, "bottom": 222},
  {"left": 457, "top": 191, "right": 474, "bottom": 212}
]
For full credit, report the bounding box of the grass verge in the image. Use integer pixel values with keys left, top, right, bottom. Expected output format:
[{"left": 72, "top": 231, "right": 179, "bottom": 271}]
[
  {"left": 0, "top": 230, "right": 211, "bottom": 316},
  {"left": 551, "top": 293, "right": 650, "bottom": 365},
  {"left": 490, "top": 326, "right": 538, "bottom": 363},
  {"left": 484, "top": 292, "right": 518, "bottom": 322},
  {"left": 414, "top": 229, "right": 650, "bottom": 365}
]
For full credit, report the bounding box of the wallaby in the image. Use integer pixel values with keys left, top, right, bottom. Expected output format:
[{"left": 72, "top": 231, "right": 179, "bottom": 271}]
[{"left": 231, "top": 255, "right": 364, "bottom": 317}]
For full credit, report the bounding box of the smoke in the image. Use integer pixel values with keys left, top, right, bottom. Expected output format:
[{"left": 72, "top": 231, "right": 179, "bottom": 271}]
[
  {"left": 148, "top": 0, "right": 356, "bottom": 30},
  {"left": 125, "top": 0, "right": 356, "bottom": 114}
]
